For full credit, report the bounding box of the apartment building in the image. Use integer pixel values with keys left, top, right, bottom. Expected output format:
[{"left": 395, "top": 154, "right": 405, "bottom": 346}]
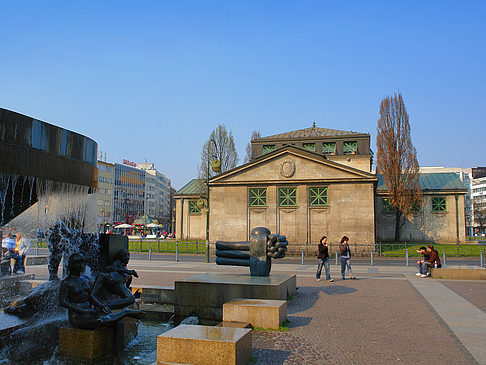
[{"left": 96, "top": 160, "right": 114, "bottom": 230}]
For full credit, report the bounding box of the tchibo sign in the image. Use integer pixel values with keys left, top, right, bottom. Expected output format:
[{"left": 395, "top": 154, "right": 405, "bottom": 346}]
[{"left": 122, "top": 159, "right": 137, "bottom": 167}]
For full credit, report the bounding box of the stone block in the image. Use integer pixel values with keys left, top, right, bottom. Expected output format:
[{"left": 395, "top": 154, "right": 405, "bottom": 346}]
[
  {"left": 216, "top": 321, "right": 252, "bottom": 329},
  {"left": 0, "top": 274, "right": 35, "bottom": 307},
  {"left": 132, "top": 285, "right": 175, "bottom": 304},
  {"left": 25, "top": 255, "right": 48, "bottom": 266},
  {"left": 431, "top": 268, "right": 486, "bottom": 280},
  {"left": 58, "top": 327, "right": 114, "bottom": 361},
  {"left": 0, "top": 311, "right": 27, "bottom": 339},
  {"left": 223, "top": 299, "right": 287, "bottom": 330},
  {"left": 140, "top": 303, "right": 175, "bottom": 321},
  {"left": 157, "top": 324, "right": 251, "bottom": 365},
  {"left": 174, "top": 273, "right": 296, "bottom": 322}
]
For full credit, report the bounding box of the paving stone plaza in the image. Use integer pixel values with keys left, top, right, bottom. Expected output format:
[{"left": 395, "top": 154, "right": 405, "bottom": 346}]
[{"left": 25, "top": 255, "right": 486, "bottom": 364}]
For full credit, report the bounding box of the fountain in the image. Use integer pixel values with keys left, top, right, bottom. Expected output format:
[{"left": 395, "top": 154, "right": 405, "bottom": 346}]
[{"left": 0, "top": 109, "right": 171, "bottom": 364}]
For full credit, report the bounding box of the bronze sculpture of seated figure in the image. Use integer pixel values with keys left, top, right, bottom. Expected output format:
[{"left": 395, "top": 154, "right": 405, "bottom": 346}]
[
  {"left": 91, "top": 249, "right": 139, "bottom": 309},
  {"left": 59, "top": 253, "right": 144, "bottom": 330}
]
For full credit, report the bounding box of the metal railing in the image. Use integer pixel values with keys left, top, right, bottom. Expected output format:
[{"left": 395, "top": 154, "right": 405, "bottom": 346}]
[
  {"left": 128, "top": 238, "right": 206, "bottom": 255},
  {"left": 32, "top": 238, "right": 485, "bottom": 267}
]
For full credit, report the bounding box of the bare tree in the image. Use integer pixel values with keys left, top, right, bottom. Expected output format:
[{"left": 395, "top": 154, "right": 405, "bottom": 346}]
[
  {"left": 474, "top": 207, "right": 486, "bottom": 235},
  {"left": 198, "top": 123, "right": 239, "bottom": 181},
  {"left": 244, "top": 131, "right": 261, "bottom": 163},
  {"left": 376, "top": 92, "right": 422, "bottom": 242}
]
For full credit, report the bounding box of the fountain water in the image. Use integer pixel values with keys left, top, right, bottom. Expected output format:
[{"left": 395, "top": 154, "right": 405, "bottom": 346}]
[{"left": 0, "top": 177, "right": 173, "bottom": 363}]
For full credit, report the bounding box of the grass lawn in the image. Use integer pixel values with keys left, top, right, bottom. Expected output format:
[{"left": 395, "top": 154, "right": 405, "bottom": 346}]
[
  {"left": 128, "top": 239, "right": 206, "bottom": 254},
  {"left": 380, "top": 243, "right": 485, "bottom": 257}
]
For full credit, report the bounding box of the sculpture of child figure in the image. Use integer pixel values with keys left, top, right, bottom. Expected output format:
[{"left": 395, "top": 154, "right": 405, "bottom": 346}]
[
  {"left": 91, "top": 249, "right": 139, "bottom": 309},
  {"left": 59, "top": 253, "right": 144, "bottom": 330}
]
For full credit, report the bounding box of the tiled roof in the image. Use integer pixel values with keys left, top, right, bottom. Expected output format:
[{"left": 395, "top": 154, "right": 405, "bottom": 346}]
[
  {"left": 175, "top": 179, "right": 206, "bottom": 196},
  {"left": 258, "top": 126, "right": 362, "bottom": 140},
  {"left": 377, "top": 173, "right": 467, "bottom": 192}
]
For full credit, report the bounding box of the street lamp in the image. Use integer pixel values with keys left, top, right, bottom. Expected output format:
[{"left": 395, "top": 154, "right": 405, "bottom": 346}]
[{"left": 205, "top": 139, "right": 221, "bottom": 263}]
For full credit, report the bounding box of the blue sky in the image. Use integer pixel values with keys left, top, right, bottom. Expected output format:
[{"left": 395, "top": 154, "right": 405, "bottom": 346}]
[{"left": 1, "top": 1, "right": 484, "bottom": 189}]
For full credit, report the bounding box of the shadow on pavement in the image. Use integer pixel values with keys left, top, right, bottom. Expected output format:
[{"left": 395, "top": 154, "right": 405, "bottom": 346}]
[
  {"left": 288, "top": 285, "right": 358, "bottom": 314},
  {"left": 287, "top": 315, "right": 312, "bottom": 328},
  {"left": 320, "top": 285, "right": 357, "bottom": 295},
  {"left": 251, "top": 348, "right": 290, "bottom": 365}
]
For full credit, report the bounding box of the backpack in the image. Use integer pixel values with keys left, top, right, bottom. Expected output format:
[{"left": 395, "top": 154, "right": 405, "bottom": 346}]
[{"left": 434, "top": 250, "right": 442, "bottom": 268}]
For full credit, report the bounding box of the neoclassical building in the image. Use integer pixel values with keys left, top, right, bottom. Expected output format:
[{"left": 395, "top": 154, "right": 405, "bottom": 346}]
[{"left": 175, "top": 126, "right": 466, "bottom": 245}]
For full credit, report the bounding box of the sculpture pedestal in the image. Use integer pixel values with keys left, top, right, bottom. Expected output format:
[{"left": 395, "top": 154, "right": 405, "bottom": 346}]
[
  {"left": 58, "top": 327, "right": 114, "bottom": 362},
  {"left": 174, "top": 273, "right": 296, "bottom": 323},
  {"left": 157, "top": 324, "right": 252, "bottom": 365},
  {"left": 58, "top": 318, "right": 138, "bottom": 363}
]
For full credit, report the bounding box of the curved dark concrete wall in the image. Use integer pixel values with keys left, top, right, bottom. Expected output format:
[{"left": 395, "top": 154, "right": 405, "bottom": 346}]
[
  {"left": 0, "top": 108, "right": 98, "bottom": 188},
  {"left": 0, "top": 108, "right": 98, "bottom": 225}
]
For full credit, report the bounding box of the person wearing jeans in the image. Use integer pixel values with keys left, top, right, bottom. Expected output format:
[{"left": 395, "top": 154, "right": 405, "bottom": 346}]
[
  {"left": 316, "top": 236, "right": 333, "bottom": 282},
  {"left": 339, "top": 236, "right": 356, "bottom": 280}
]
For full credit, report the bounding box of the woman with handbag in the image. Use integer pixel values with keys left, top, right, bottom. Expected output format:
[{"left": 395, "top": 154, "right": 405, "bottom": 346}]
[
  {"left": 339, "top": 236, "right": 356, "bottom": 280},
  {"left": 316, "top": 236, "right": 333, "bottom": 282}
]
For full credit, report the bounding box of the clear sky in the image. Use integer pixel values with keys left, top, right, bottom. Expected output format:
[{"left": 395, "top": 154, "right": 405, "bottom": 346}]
[{"left": 1, "top": 1, "right": 484, "bottom": 189}]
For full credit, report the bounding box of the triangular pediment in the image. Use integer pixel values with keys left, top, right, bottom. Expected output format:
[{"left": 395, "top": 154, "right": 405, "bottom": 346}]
[{"left": 210, "top": 146, "right": 376, "bottom": 185}]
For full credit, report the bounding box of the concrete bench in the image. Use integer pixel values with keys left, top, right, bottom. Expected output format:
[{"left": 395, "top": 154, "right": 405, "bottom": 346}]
[
  {"left": 157, "top": 324, "right": 251, "bottom": 365},
  {"left": 431, "top": 268, "right": 486, "bottom": 280},
  {"left": 223, "top": 298, "right": 287, "bottom": 330},
  {"left": 157, "top": 324, "right": 252, "bottom": 365}
]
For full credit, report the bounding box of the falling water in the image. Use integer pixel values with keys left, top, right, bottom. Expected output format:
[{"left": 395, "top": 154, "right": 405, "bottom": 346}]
[{"left": 1, "top": 174, "right": 97, "bottom": 238}]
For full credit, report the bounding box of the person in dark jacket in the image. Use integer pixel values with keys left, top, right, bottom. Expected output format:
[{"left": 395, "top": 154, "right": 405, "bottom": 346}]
[
  {"left": 420, "top": 245, "right": 438, "bottom": 277},
  {"left": 316, "top": 236, "right": 333, "bottom": 282},
  {"left": 416, "top": 246, "right": 429, "bottom": 276},
  {"left": 339, "top": 236, "right": 356, "bottom": 280}
]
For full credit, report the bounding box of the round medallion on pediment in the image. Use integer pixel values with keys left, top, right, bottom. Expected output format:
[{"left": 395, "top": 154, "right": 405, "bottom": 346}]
[{"left": 280, "top": 159, "right": 296, "bottom": 178}]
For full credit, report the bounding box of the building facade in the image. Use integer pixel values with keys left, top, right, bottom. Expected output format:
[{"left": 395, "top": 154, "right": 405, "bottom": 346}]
[
  {"left": 420, "top": 166, "right": 486, "bottom": 236},
  {"left": 376, "top": 174, "right": 466, "bottom": 242},
  {"left": 138, "top": 162, "right": 172, "bottom": 230},
  {"left": 96, "top": 160, "right": 114, "bottom": 229},
  {"left": 113, "top": 162, "right": 145, "bottom": 224},
  {"left": 251, "top": 126, "right": 372, "bottom": 172},
  {"left": 472, "top": 176, "right": 486, "bottom": 235},
  {"left": 176, "top": 126, "right": 468, "bottom": 245}
]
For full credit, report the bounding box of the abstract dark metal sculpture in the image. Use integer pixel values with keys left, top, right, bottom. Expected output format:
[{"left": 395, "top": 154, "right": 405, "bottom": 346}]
[
  {"left": 215, "top": 227, "right": 288, "bottom": 276},
  {"left": 59, "top": 253, "right": 143, "bottom": 330}
]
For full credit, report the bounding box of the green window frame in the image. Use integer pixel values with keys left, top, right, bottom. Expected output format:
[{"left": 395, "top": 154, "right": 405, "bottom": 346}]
[
  {"left": 322, "top": 142, "right": 336, "bottom": 154},
  {"left": 189, "top": 201, "right": 201, "bottom": 214},
  {"left": 343, "top": 141, "right": 358, "bottom": 154},
  {"left": 262, "top": 145, "right": 276, "bottom": 155},
  {"left": 431, "top": 197, "right": 447, "bottom": 212},
  {"left": 279, "top": 187, "right": 297, "bottom": 206},
  {"left": 309, "top": 187, "right": 328, "bottom": 206},
  {"left": 302, "top": 143, "right": 316, "bottom": 152},
  {"left": 249, "top": 188, "right": 267, "bottom": 207},
  {"left": 382, "top": 198, "right": 395, "bottom": 213}
]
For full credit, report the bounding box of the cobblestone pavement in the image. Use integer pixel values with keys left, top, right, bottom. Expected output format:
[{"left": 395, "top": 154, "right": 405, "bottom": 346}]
[
  {"left": 251, "top": 277, "right": 473, "bottom": 364},
  {"left": 23, "top": 260, "right": 484, "bottom": 364},
  {"left": 441, "top": 280, "right": 486, "bottom": 313}
]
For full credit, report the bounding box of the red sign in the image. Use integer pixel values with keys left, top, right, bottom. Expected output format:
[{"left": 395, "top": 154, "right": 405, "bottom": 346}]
[{"left": 123, "top": 159, "right": 137, "bottom": 167}]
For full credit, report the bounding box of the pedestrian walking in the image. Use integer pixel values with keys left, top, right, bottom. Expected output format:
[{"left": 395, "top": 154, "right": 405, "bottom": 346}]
[
  {"left": 339, "top": 236, "right": 356, "bottom": 280},
  {"left": 316, "top": 236, "right": 333, "bottom": 282},
  {"left": 15, "top": 232, "right": 30, "bottom": 274},
  {"left": 2, "top": 233, "right": 22, "bottom": 274}
]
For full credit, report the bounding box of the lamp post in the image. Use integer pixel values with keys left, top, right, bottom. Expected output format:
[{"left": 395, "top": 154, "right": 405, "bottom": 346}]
[
  {"left": 100, "top": 208, "right": 104, "bottom": 233},
  {"left": 205, "top": 139, "right": 221, "bottom": 263}
]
